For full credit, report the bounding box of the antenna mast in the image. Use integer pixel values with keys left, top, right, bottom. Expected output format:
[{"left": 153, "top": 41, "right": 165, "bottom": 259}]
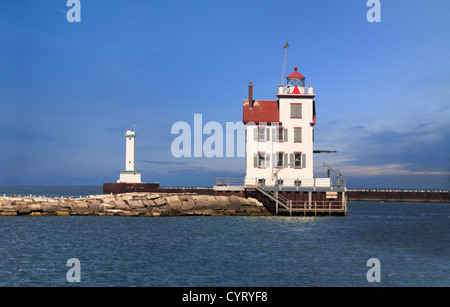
[{"left": 281, "top": 41, "right": 289, "bottom": 85}]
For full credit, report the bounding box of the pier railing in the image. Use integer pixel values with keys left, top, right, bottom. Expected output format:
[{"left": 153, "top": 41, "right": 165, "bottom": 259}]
[
  {"left": 214, "top": 177, "right": 246, "bottom": 187},
  {"left": 214, "top": 177, "right": 346, "bottom": 189},
  {"left": 214, "top": 177, "right": 347, "bottom": 216},
  {"left": 257, "top": 186, "right": 346, "bottom": 215},
  {"left": 287, "top": 200, "right": 346, "bottom": 215}
]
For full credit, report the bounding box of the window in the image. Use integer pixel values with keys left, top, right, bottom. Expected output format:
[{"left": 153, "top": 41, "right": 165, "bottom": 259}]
[
  {"left": 294, "top": 127, "right": 302, "bottom": 142},
  {"left": 254, "top": 152, "right": 270, "bottom": 168},
  {"left": 277, "top": 128, "right": 284, "bottom": 141},
  {"left": 294, "top": 179, "right": 302, "bottom": 187},
  {"left": 258, "top": 179, "right": 266, "bottom": 186},
  {"left": 273, "top": 127, "right": 288, "bottom": 142},
  {"left": 258, "top": 152, "right": 266, "bottom": 168},
  {"left": 258, "top": 127, "right": 265, "bottom": 141},
  {"left": 276, "top": 153, "right": 284, "bottom": 167},
  {"left": 294, "top": 153, "right": 302, "bottom": 168},
  {"left": 254, "top": 127, "right": 270, "bottom": 141},
  {"left": 290, "top": 103, "right": 302, "bottom": 118},
  {"left": 292, "top": 153, "right": 306, "bottom": 168},
  {"left": 276, "top": 179, "right": 284, "bottom": 186}
]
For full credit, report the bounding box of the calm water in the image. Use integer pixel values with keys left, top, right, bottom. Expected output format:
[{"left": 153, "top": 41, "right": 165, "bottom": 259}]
[{"left": 0, "top": 186, "right": 448, "bottom": 287}]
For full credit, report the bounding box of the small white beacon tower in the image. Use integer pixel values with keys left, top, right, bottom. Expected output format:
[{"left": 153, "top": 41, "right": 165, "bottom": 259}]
[{"left": 118, "top": 129, "right": 142, "bottom": 183}]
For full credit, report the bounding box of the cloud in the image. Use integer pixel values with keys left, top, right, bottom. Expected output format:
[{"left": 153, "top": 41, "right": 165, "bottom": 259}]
[
  {"left": 138, "top": 159, "right": 187, "bottom": 166},
  {"left": 338, "top": 163, "right": 450, "bottom": 177},
  {"left": 312, "top": 74, "right": 450, "bottom": 189}
]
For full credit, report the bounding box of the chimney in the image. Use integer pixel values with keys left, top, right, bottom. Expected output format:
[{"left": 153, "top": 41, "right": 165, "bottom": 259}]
[{"left": 248, "top": 81, "right": 253, "bottom": 109}]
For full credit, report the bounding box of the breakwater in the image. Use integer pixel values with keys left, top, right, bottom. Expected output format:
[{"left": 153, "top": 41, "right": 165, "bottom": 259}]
[
  {"left": 346, "top": 189, "right": 449, "bottom": 203},
  {"left": 0, "top": 193, "right": 270, "bottom": 216}
]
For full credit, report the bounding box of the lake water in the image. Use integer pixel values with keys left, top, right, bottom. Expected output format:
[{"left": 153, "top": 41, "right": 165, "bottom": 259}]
[{"left": 0, "top": 186, "right": 448, "bottom": 287}]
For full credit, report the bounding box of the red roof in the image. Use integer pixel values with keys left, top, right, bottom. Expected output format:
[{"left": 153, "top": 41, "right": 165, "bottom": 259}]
[
  {"left": 286, "top": 66, "right": 305, "bottom": 79},
  {"left": 243, "top": 100, "right": 280, "bottom": 124}
]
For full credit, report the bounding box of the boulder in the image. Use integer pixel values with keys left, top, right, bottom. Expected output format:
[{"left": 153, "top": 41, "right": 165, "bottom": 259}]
[
  {"left": 141, "top": 199, "right": 156, "bottom": 207},
  {"left": 147, "top": 193, "right": 160, "bottom": 200},
  {"left": 42, "top": 203, "right": 60, "bottom": 212},
  {"left": 87, "top": 202, "right": 102, "bottom": 211},
  {"left": 127, "top": 200, "right": 144, "bottom": 209},
  {"left": 153, "top": 197, "right": 166, "bottom": 207},
  {"left": 114, "top": 200, "right": 130, "bottom": 211},
  {"left": 165, "top": 196, "right": 183, "bottom": 211},
  {"left": 28, "top": 203, "right": 43, "bottom": 212},
  {"left": 99, "top": 204, "right": 115, "bottom": 212},
  {"left": 0, "top": 211, "right": 17, "bottom": 216},
  {"left": 179, "top": 196, "right": 196, "bottom": 211},
  {"left": 17, "top": 204, "right": 31, "bottom": 215}
]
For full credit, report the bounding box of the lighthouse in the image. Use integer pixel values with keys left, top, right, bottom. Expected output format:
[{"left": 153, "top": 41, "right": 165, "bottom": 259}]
[
  {"left": 118, "top": 129, "right": 142, "bottom": 183},
  {"left": 212, "top": 61, "right": 347, "bottom": 216},
  {"left": 243, "top": 66, "right": 320, "bottom": 187},
  {"left": 103, "top": 129, "right": 161, "bottom": 194}
]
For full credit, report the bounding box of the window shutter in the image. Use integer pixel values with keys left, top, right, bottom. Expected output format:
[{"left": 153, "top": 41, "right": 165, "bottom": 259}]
[
  {"left": 253, "top": 128, "right": 258, "bottom": 141},
  {"left": 266, "top": 128, "right": 270, "bottom": 141},
  {"left": 272, "top": 153, "right": 277, "bottom": 167},
  {"left": 283, "top": 153, "right": 288, "bottom": 167},
  {"left": 284, "top": 128, "right": 288, "bottom": 142},
  {"left": 290, "top": 153, "right": 294, "bottom": 167},
  {"left": 272, "top": 128, "right": 277, "bottom": 142},
  {"left": 302, "top": 154, "right": 306, "bottom": 168},
  {"left": 265, "top": 153, "right": 270, "bottom": 168},
  {"left": 253, "top": 153, "right": 258, "bottom": 168},
  {"left": 290, "top": 104, "right": 303, "bottom": 118},
  {"left": 294, "top": 128, "right": 302, "bottom": 142}
]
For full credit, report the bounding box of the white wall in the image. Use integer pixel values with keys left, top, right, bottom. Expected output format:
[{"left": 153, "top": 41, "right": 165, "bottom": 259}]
[
  {"left": 118, "top": 172, "right": 142, "bottom": 183},
  {"left": 125, "top": 130, "right": 135, "bottom": 171},
  {"left": 244, "top": 93, "right": 315, "bottom": 187}
]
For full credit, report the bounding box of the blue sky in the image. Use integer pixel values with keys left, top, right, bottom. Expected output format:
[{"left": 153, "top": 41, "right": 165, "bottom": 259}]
[{"left": 0, "top": 0, "right": 449, "bottom": 189}]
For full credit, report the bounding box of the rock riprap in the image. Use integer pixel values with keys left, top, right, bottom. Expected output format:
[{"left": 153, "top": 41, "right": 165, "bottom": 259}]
[{"left": 0, "top": 193, "right": 270, "bottom": 216}]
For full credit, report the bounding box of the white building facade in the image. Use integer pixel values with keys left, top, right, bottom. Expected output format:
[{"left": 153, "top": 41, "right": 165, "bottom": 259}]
[{"left": 244, "top": 66, "right": 330, "bottom": 188}]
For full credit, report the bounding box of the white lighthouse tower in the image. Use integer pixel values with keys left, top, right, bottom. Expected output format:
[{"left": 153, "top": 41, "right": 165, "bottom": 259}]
[{"left": 118, "top": 129, "right": 142, "bottom": 183}]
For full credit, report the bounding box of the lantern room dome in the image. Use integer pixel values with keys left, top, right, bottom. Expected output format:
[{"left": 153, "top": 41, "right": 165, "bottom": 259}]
[
  {"left": 286, "top": 66, "right": 305, "bottom": 79},
  {"left": 286, "top": 66, "right": 305, "bottom": 86}
]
